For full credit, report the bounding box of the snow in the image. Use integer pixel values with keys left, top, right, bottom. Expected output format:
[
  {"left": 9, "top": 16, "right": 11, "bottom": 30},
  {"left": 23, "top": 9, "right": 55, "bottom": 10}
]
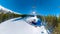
[
  {"left": 26, "top": 16, "right": 38, "bottom": 23},
  {"left": 0, "top": 17, "right": 49, "bottom": 34},
  {"left": 0, "top": 5, "right": 21, "bottom": 14}
]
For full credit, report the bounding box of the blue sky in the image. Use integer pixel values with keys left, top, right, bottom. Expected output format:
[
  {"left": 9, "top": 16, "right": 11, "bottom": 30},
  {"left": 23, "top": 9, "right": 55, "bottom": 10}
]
[{"left": 0, "top": 0, "right": 60, "bottom": 16}]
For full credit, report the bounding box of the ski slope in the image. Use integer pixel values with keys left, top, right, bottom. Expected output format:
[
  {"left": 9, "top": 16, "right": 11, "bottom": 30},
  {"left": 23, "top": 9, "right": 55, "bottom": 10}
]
[{"left": 0, "top": 17, "right": 49, "bottom": 34}]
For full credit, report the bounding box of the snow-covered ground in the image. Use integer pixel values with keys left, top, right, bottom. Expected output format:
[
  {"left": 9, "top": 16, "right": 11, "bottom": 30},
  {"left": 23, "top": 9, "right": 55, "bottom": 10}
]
[{"left": 0, "top": 17, "right": 49, "bottom": 34}]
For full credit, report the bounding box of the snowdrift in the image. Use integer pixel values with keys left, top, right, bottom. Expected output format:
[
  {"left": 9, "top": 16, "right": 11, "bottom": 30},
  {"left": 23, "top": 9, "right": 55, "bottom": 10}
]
[{"left": 0, "top": 17, "right": 48, "bottom": 34}]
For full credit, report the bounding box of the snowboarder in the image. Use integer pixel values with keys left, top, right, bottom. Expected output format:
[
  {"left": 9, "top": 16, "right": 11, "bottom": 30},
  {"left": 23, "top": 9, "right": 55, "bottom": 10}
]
[{"left": 31, "top": 19, "right": 41, "bottom": 27}]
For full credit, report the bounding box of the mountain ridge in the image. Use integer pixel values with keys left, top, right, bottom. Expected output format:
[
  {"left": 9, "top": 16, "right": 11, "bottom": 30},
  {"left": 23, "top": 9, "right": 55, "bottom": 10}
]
[{"left": 0, "top": 5, "right": 21, "bottom": 14}]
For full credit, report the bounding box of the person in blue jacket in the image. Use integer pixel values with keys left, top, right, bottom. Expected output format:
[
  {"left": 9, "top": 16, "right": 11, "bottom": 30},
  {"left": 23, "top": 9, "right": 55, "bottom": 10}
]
[{"left": 31, "top": 19, "right": 41, "bottom": 27}]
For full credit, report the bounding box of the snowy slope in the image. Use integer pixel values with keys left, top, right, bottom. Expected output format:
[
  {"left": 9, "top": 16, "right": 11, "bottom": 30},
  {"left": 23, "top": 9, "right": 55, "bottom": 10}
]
[
  {"left": 0, "top": 5, "right": 20, "bottom": 14},
  {"left": 0, "top": 17, "right": 48, "bottom": 34}
]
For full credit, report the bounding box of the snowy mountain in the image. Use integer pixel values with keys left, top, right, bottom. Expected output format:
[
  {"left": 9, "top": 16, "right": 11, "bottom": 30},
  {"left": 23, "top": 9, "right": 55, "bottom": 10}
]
[{"left": 0, "top": 5, "right": 20, "bottom": 14}]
